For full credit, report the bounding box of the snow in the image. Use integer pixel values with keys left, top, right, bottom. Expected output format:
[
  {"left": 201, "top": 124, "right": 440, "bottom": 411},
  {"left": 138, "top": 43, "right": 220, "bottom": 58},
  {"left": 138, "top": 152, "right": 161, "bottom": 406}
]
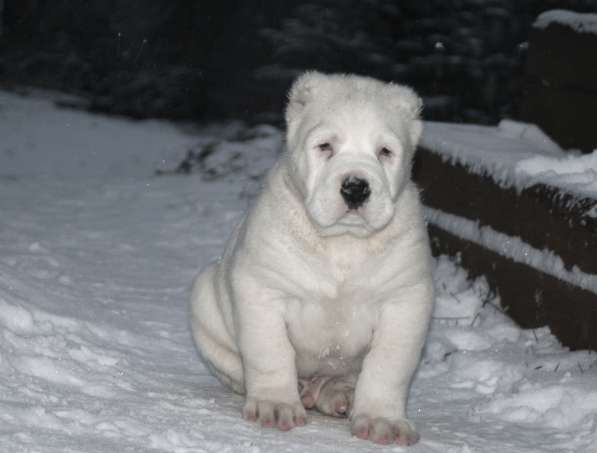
[
  {"left": 421, "top": 120, "right": 597, "bottom": 199},
  {"left": 1, "top": 90, "right": 597, "bottom": 452},
  {"left": 534, "top": 9, "right": 597, "bottom": 35},
  {"left": 515, "top": 151, "right": 597, "bottom": 199},
  {"left": 426, "top": 207, "right": 597, "bottom": 295},
  {"left": 476, "top": 384, "right": 597, "bottom": 429},
  {"left": 496, "top": 119, "right": 563, "bottom": 155},
  {"left": 0, "top": 91, "right": 198, "bottom": 179}
]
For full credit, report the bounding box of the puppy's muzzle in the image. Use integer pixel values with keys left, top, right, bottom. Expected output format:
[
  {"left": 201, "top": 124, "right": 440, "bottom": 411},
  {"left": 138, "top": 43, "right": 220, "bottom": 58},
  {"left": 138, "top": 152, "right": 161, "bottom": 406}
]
[{"left": 340, "top": 176, "right": 371, "bottom": 210}]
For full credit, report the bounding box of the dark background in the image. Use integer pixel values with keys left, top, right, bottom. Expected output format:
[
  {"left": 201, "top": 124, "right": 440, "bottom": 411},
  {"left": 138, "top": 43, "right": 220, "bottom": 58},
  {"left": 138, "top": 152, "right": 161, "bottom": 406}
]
[{"left": 1, "top": 0, "right": 596, "bottom": 124}]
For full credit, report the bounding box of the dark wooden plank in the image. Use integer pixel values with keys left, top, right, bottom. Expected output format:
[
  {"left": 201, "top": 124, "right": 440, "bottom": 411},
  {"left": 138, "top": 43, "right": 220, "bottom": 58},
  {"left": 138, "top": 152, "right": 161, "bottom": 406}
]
[
  {"left": 520, "top": 21, "right": 597, "bottom": 152},
  {"left": 525, "top": 22, "right": 597, "bottom": 95},
  {"left": 413, "top": 147, "right": 597, "bottom": 276},
  {"left": 428, "top": 224, "right": 597, "bottom": 351},
  {"left": 519, "top": 82, "right": 597, "bottom": 153}
]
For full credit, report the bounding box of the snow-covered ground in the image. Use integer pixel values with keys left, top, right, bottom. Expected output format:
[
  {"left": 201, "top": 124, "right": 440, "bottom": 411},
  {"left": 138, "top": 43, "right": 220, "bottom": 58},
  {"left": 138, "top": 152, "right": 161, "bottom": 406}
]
[{"left": 1, "top": 90, "right": 596, "bottom": 452}]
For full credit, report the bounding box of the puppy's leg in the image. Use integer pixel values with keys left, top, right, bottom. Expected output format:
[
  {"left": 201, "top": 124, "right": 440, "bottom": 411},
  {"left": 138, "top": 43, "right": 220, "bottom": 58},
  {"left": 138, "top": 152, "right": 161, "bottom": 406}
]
[
  {"left": 351, "top": 284, "right": 432, "bottom": 446},
  {"left": 191, "top": 265, "right": 244, "bottom": 393},
  {"left": 237, "top": 283, "right": 306, "bottom": 431}
]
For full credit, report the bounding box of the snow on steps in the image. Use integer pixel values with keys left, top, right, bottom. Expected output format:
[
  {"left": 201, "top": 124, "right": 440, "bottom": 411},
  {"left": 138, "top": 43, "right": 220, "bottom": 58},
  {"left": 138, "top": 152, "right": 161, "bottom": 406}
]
[
  {"left": 415, "top": 120, "right": 597, "bottom": 351},
  {"left": 534, "top": 10, "right": 597, "bottom": 35}
]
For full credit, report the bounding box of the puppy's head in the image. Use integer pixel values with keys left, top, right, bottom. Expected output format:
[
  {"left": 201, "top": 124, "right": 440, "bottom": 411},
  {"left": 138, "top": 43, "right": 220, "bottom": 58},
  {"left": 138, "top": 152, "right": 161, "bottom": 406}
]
[{"left": 284, "top": 71, "right": 423, "bottom": 237}]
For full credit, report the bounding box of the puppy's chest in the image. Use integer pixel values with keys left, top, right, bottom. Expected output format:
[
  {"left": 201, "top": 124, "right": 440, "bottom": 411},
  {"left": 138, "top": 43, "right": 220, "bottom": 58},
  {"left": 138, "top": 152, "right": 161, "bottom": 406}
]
[
  {"left": 286, "top": 290, "right": 376, "bottom": 374},
  {"left": 323, "top": 238, "right": 379, "bottom": 281},
  {"left": 284, "top": 239, "right": 385, "bottom": 375}
]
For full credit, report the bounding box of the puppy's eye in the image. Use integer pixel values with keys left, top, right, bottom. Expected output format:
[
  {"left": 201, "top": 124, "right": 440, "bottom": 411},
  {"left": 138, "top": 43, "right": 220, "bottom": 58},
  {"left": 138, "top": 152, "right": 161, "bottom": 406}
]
[
  {"left": 378, "top": 147, "right": 393, "bottom": 159},
  {"left": 317, "top": 142, "right": 334, "bottom": 158}
]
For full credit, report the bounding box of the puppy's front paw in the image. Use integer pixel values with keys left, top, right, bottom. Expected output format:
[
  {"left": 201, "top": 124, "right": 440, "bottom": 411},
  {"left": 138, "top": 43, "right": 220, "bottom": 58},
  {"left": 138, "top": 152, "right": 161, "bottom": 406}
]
[
  {"left": 242, "top": 398, "right": 306, "bottom": 431},
  {"left": 350, "top": 414, "right": 420, "bottom": 446}
]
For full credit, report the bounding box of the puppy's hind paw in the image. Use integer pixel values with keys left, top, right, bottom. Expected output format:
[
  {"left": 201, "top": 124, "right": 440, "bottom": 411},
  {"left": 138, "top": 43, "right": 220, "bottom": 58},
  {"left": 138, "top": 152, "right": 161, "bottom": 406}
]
[{"left": 314, "top": 377, "right": 354, "bottom": 418}]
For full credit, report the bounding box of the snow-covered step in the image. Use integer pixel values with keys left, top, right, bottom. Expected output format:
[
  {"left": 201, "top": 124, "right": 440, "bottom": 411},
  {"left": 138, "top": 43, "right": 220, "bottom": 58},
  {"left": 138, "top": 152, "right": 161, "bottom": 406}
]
[{"left": 415, "top": 121, "right": 597, "bottom": 350}]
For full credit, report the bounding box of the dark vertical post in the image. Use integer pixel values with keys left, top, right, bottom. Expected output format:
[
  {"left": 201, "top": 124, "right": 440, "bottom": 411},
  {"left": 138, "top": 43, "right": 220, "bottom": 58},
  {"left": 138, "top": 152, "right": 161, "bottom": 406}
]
[{"left": 0, "top": 0, "right": 4, "bottom": 36}]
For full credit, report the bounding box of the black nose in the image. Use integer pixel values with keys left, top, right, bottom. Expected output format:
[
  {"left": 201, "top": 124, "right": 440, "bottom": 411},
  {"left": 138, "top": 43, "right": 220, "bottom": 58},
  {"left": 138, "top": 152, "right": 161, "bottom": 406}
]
[{"left": 340, "top": 176, "right": 371, "bottom": 209}]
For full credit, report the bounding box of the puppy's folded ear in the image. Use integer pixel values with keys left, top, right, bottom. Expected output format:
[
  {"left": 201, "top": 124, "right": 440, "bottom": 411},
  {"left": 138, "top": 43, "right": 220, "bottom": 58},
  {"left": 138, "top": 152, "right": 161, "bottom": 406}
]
[
  {"left": 409, "top": 118, "right": 423, "bottom": 148},
  {"left": 286, "top": 71, "right": 326, "bottom": 128},
  {"left": 387, "top": 84, "right": 424, "bottom": 147}
]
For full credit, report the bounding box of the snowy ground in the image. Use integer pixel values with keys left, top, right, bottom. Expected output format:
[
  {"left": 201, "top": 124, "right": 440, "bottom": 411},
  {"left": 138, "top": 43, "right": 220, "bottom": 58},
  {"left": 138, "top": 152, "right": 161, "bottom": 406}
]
[{"left": 1, "top": 90, "right": 596, "bottom": 452}]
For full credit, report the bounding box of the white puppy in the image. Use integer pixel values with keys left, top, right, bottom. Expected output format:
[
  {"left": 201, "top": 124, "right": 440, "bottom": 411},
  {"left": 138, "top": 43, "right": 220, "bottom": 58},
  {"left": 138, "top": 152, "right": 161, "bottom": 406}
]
[{"left": 190, "top": 72, "right": 434, "bottom": 445}]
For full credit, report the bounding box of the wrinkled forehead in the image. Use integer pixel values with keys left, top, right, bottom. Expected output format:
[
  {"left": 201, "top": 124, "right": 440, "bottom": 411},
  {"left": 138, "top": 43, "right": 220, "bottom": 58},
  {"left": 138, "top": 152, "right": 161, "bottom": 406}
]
[{"left": 304, "top": 98, "right": 408, "bottom": 142}]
